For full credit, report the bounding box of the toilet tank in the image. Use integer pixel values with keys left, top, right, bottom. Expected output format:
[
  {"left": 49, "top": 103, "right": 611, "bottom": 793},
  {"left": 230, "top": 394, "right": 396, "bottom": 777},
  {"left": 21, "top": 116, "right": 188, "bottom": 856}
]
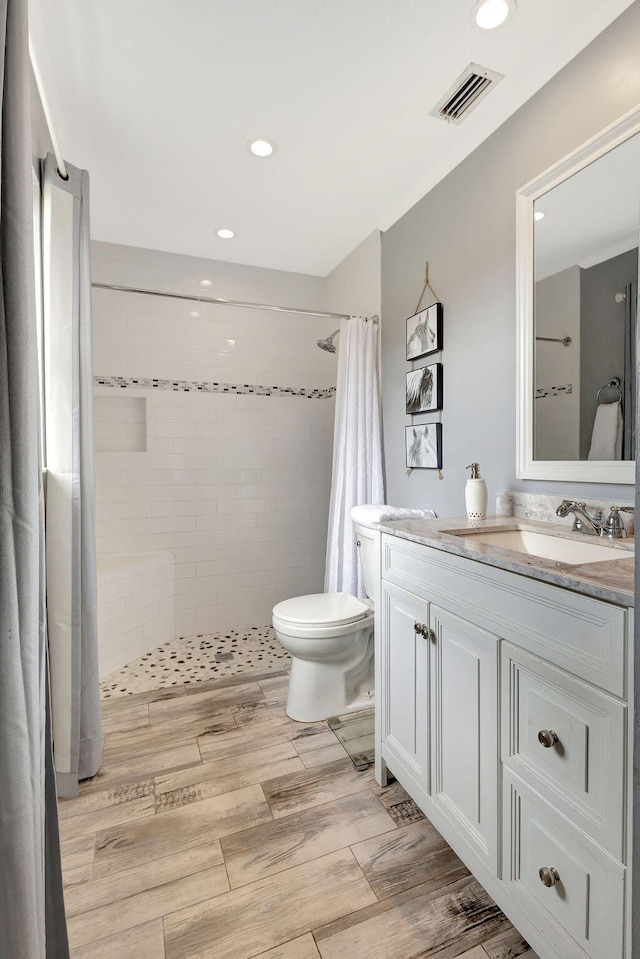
[{"left": 354, "top": 523, "right": 380, "bottom": 604}]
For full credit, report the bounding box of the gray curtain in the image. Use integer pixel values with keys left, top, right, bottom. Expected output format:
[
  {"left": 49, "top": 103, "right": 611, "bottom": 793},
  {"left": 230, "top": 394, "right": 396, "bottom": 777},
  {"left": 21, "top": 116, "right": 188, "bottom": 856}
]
[
  {"left": 0, "top": 0, "right": 69, "bottom": 956},
  {"left": 623, "top": 279, "right": 636, "bottom": 460},
  {"left": 42, "top": 154, "right": 102, "bottom": 798}
]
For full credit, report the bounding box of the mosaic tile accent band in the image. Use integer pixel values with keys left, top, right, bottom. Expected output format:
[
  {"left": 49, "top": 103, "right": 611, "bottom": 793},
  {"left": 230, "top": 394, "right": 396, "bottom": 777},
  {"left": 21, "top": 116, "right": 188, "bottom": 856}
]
[
  {"left": 94, "top": 374, "right": 336, "bottom": 400},
  {"left": 535, "top": 383, "right": 573, "bottom": 400}
]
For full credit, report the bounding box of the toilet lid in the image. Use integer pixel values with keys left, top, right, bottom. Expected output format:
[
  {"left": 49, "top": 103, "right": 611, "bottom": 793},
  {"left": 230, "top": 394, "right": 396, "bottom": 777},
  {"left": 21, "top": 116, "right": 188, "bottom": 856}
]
[{"left": 273, "top": 592, "right": 371, "bottom": 627}]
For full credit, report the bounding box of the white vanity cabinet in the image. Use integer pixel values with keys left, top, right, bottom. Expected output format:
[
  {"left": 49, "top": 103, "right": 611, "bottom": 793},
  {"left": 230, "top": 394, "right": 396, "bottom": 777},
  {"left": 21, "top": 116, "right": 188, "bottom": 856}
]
[{"left": 376, "top": 531, "right": 632, "bottom": 959}]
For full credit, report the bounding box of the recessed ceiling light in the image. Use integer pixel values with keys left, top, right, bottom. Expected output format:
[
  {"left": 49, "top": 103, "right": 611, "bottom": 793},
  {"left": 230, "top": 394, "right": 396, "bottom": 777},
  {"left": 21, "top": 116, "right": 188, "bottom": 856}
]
[
  {"left": 190, "top": 310, "right": 200, "bottom": 317},
  {"left": 199, "top": 279, "right": 213, "bottom": 287},
  {"left": 216, "top": 228, "right": 235, "bottom": 239},
  {"left": 534, "top": 210, "right": 545, "bottom": 221},
  {"left": 472, "top": 0, "right": 514, "bottom": 29},
  {"left": 248, "top": 138, "right": 277, "bottom": 158}
]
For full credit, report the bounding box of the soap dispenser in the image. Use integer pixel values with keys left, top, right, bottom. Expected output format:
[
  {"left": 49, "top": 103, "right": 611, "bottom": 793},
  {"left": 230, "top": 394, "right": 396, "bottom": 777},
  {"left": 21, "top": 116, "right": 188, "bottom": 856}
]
[{"left": 465, "top": 463, "right": 487, "bottom": 521}]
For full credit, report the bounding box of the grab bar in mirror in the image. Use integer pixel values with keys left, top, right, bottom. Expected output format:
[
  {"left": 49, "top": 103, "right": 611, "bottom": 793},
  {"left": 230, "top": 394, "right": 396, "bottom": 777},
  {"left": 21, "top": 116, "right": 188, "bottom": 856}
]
[{"left": 535, "top": 336, "right": 572, "bottom": 347}]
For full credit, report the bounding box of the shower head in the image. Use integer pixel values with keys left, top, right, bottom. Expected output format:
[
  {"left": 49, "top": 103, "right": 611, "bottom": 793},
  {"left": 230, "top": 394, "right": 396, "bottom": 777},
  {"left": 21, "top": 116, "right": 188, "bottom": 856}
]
[{"left": 317, "top": 329, "right": 340, "bottom": 353}]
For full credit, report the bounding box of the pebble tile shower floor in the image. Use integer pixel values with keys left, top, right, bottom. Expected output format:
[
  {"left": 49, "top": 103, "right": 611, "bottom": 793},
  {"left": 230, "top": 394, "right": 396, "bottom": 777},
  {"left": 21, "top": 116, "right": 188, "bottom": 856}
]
[{"left": 101, "top": 626, "right": 291, "bottom": 700}]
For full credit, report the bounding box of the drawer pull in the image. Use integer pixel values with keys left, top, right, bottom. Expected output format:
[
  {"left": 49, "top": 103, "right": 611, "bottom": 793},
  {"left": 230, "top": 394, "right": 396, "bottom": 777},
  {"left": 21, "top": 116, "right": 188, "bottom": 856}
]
[
  {"left": 539, "top": 866, "right": 560, "bottom": 888},
  {"left": 538, "top": 729, "right": 559, "bottom": 748},
  {"left": 414, "top": 623, "right": 429, "bottom": 638}
]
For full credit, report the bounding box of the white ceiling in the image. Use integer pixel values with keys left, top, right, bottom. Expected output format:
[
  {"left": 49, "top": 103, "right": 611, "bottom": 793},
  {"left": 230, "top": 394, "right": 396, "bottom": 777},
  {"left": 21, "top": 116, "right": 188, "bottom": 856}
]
[
  {"left": 29, "top": 0, "right": 636, "bottom": 276},
  {"left": 535, "top": 130, "right": 640, "bottom": 280}
]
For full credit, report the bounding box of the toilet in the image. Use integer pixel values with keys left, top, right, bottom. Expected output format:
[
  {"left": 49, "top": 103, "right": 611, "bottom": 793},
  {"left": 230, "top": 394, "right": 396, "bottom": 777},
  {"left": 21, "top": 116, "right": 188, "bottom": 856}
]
[{"left": 272, "top": 522, "right": 379, "bottom": 722}]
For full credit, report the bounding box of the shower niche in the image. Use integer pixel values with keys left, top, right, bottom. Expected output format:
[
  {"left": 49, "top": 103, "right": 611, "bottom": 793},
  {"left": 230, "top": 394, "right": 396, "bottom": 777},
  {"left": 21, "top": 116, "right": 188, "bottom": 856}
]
[{"left": 94, "top": 394, "right": 147, "bottom": 453}]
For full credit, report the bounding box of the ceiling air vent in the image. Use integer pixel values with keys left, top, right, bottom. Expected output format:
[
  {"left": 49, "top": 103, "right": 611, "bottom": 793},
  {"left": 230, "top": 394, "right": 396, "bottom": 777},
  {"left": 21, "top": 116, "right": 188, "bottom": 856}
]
[{"left": 430, "top": 63, "right": 503, "bottom": 123}]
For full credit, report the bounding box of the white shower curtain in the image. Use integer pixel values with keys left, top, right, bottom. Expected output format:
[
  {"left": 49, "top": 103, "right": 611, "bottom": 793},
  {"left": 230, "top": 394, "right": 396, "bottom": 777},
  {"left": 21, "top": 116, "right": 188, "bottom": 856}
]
[{"left": 324, "top": 316, "right": 384, "bottom": 597}]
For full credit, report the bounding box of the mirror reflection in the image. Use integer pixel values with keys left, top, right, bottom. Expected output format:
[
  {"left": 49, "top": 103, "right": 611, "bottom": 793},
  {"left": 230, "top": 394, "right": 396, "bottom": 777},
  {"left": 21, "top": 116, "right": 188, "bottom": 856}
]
[{"left": 533, "top": 132, "right": 640, "bottom": 462}]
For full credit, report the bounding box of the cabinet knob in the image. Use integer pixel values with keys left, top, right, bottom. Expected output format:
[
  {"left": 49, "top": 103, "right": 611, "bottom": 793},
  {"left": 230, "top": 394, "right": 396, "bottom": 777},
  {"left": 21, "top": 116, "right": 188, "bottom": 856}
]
[
  {"left": 537, "top": 729, "right": 559, "bottom": 749},
  {"left": 414, "top": 623, "right": 429, "bottom": 638},
  {"left": 538, "top": 866, "right": 560, "bottom": 888}
]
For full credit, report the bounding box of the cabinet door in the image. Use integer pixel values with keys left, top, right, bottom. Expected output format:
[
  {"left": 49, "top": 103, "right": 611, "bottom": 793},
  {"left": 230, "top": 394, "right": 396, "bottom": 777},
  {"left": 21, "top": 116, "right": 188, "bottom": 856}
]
[
  {"left": 379, "top": 580, "right": 430, "bottom": 797},
  {"left": 430, "top": 604, "right": 499, "bottom": 874}
]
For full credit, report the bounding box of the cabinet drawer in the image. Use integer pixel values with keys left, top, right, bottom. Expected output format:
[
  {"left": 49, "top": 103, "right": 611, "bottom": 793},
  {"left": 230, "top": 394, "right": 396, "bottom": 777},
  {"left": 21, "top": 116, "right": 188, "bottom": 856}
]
[
  {"left": 502, "top": 643, "right": 626, "bottom": 860},
  {"left": 504, "top": 774, "right": 625, "bottom": 959},
  {"left": 382, "top": 534, "right": 627, "bottom": 696}
]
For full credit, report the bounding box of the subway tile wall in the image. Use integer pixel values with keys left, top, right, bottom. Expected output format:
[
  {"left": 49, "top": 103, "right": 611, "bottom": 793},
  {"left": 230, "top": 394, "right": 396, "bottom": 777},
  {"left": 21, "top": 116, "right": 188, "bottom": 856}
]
[
  {"left": 97, "top": 553, "right": 174, "bottom": 675},
  {"left": 92, "top": 241, "right": 338, "bottom": 634}
]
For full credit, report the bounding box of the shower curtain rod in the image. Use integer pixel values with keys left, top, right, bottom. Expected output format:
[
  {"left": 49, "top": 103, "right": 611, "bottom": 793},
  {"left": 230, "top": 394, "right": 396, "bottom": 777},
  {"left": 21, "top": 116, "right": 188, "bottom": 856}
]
[{"left": 92, "top": 282, "right": 357, "bottom": 321}]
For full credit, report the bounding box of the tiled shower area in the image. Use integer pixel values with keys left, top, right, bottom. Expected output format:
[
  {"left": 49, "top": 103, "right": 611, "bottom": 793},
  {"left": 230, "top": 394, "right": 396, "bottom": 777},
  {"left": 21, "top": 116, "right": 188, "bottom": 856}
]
[
  {"left": 92, "top": 240, "right": 339, "bottom": 684},
  {"left": 100, "top": 626, "right": 290, "bottom": 699}
]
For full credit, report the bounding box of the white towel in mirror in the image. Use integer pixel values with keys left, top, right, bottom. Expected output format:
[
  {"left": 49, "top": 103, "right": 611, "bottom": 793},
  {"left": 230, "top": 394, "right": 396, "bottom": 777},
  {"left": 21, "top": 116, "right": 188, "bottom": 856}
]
[{"left": 587, "top": 401, "right": 623, "bottom": 460}]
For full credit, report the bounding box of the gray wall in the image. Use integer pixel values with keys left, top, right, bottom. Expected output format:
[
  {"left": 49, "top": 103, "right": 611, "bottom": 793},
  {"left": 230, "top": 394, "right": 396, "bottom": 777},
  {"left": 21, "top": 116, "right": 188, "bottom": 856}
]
[
  {"left": 323, "top": 229, "right": 381, "bottom": 319},
  {"left": 535, "top": 266, "right": 581, "bottom": 461},
  {"left": 30, "top": 66, "right": 53, "bottom": 162},
  {"left": 580, "top": 248, "right": 637, "bottom": 457},
  {"left": 381, "top": 1, "right": 640, "bottom": 517}
]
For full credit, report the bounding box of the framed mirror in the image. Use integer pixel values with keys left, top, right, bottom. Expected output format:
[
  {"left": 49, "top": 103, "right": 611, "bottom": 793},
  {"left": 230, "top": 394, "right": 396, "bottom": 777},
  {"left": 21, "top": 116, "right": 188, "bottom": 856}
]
[{"left": 516, "top": 105, "right": 640, "bottom": 484}]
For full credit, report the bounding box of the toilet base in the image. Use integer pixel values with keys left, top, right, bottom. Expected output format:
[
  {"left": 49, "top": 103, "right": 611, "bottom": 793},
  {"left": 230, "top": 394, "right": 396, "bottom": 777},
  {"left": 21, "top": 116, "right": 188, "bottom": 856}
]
[{"left": 285, "top": 649, "right": 374, "bottom": 723}]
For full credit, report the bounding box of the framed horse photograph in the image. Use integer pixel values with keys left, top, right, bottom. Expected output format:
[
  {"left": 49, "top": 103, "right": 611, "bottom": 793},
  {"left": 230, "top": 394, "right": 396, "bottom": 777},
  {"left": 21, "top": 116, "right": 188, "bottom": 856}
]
[
  {"left": 406, "top": 363, "right": 442, "bottom": 414},
  {"left": 405, "top": 423, "right": 442, "bottom": 469},
  {"left": 406, "top": 302, "right": 443, "bottom": 360}
]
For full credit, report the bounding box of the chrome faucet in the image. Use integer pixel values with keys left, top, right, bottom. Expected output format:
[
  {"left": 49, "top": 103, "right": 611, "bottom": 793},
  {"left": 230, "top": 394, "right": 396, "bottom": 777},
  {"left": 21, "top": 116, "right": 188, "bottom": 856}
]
[
  {"left": 555, "top": 501, "right": 603, "bottom": 535},
  {"left": 556, "top": 500, "right": 634, "bottom": 539}
]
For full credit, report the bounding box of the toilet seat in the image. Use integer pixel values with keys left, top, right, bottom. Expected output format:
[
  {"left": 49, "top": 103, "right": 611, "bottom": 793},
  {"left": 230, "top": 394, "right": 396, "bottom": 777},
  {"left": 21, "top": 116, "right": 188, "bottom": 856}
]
[{"left": 273, "top": 592, "right": 370, "bottom": 628}]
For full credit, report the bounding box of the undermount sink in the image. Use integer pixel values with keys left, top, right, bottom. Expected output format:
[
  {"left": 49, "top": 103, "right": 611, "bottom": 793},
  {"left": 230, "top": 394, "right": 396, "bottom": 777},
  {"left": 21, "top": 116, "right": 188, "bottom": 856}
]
[{"left": 452, "top": 528, "right": 634, "bottom": 566}]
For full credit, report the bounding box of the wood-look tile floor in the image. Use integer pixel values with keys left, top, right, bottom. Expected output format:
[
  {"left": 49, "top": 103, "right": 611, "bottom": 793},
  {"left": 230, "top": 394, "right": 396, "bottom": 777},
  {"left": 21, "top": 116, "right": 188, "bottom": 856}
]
[{"left": 60, "top": 670, "right": 539, "bottom": 959}]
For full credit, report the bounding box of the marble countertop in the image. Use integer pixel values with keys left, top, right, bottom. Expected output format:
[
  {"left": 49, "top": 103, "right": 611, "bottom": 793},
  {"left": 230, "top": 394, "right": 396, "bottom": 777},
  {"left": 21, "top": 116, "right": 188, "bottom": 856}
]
[{"left": 374, "top": 515, "right": 635, "bottom": 608}]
